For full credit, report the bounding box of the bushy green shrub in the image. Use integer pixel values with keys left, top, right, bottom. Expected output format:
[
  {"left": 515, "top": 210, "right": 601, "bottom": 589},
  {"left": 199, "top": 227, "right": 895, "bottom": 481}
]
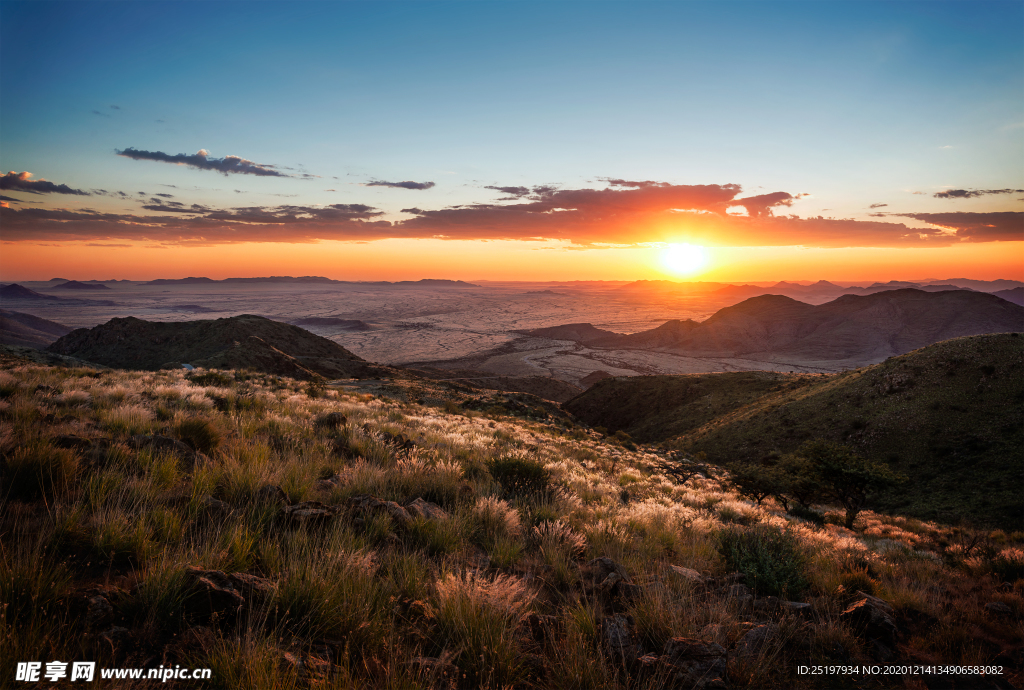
[
  {"left": 175, "top": 417, "right": 222, "bottom": 454},
  {"left": 718, "top": 524, "right": 809, "bottom": 598},
  {"left": 187, "top": 371, "right": 234, "bottom": 387},
  {"left": 4, "top": 442, "right": 80, "bottom": 501},
  {"left": 487, "top": 453, "right": 550, "bottom": 497}
]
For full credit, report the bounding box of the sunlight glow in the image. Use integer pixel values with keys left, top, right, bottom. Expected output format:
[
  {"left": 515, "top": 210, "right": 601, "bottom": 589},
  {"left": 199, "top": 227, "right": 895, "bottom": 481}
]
[{"left": 661, "top": 243, "right": 708, "bottom": 274}]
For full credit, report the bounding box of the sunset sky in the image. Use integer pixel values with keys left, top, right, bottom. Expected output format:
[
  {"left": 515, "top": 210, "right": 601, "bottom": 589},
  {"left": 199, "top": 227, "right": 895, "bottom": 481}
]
[{"left": 1, "top": 0, "right": 1021, "bottom": 282}]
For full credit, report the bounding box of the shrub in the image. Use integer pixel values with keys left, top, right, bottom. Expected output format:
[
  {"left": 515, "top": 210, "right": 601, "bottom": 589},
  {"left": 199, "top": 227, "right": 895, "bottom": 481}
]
[
  {"left": 431, "top": 571, "right": 534, "bottom": 686},
  {"left": 788, "top": 503, "right": 826, "bottom": 526},
  {"left": 175, "top": 417, "right": 223, "bottom": 454},
  {"left": 487, "top": 452, "right": 550, "bottom": 497},
  {"left": 718, "top": 524, "right": 809, "bottom": 598},
  {"left": 4, "top": 442, "right": 80, "bottom": 501},
  {"left": 187, "top": 371, "right": 234, "bottom": 388}
]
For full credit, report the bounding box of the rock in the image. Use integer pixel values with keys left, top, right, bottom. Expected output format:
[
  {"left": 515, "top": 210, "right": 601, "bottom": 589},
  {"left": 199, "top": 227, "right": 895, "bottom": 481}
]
[
  {"left": 228, "top": 572, "right": 277, "bottom": 604},
  {"left": 346, "top": 494, "right": 413, "bottom": 529},
  {"left": 379, "top": 430, "right": 415, "bottom": 452},
  {"left": 313, "top": 412, "right": 347, "bottom": 429},
  {"left": 661, "top": 637, "right": 729, "bottom": 689},
  {"left": 129, "top": 434, "right": 209, "bottom": 468},
  {"left": 668, "top": 565, "right": 706, "bottom": 586},
  {"left": 282, "top": 501, "right": 337, "bottom": 525},
  {"left": 781, "top": 600, "right": 813, "bottom": 616},
  {"left": 85, "top": 595, "right": 114, "bottom": 629},
  {"left": 315, "top": 474, "right": 344, "bottom": 491},
  {"left": 99, "top": 626, "right": 132, "bottom": 653},
  {"left": 985, "top": 602, "right": 1013, "bottom": 618},
  {"left": 405, "top": 498, "right": 448, "bottom": 521},
  {"left": 255, "top": 484, "right": 289, "bottom": 507},
  {"left": 185, "top": 569, "right": 245, "bottom": 621},
  {"left": 637, "top": 653, "right": 661, "bottom": 670},
  {"left": 182, "top": 567, "right": 275, "bottom": 621},
  {"left": 201, "top": 495, "right": 232, "bottom": 519},
  {"left": 601, "top": 614, "right": 640, "bottom": 664},
  {"left": 734, "top": 623, "right": 779, "bottom": 660},
  {"left": 727, "top": 583, "right": 752, "bottom": 598},
  {"left": 841, "top": 592, "right": 898, "bottom": 649}
]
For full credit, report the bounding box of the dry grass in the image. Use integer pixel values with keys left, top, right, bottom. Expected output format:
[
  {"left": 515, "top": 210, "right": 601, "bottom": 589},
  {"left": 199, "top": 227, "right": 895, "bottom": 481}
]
[{"left": 0, "top": 363, "right": 1022, "bottom": 689}]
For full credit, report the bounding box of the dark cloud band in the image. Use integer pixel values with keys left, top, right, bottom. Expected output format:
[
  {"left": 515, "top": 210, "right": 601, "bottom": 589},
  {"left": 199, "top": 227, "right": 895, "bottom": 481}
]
[
  {"left": 1, "top": 171, "right": 90, "bottom": 196},
  {"left": 116, "top": 147, "right": 287, "bottom": 177},
  {"left": 365, "top": 180, "right": 436, "bottom": 190}
]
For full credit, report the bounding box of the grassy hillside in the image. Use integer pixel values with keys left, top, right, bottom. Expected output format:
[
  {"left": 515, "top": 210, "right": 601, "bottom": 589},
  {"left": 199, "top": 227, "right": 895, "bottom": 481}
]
[
  {"left": 563, "top": 372, "right": 818, "bottom": 442},
  {"left": 1, "top": 360, "right": 1022, "bottom": 689},
  {"left": 673, "top": 334, "right": 1023, "bottom": 529}
]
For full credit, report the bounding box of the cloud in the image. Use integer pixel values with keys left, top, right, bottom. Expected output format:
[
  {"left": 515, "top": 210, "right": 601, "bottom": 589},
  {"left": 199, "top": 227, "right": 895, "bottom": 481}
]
[
  {"left": 484, "top": 185, "right": 530, "bottom": 197},
  {"left": 91, "top": 110, "right": 111, "bottom": 117},
  {"left": 933, "top": 188, "right": 1024, "bottom": 199},
  {"left": 115, "top": 147, "right": 288, "bottom": 177},
  {"left": 0, "top": 194, "right": 23, "bottom": 202},
  {"left": 604, "top": 179, "right": 672, "bottom": 189},
  {"left": 733, "top": 191, "right": 798, "bottom": 217},
  {"left": 869, "top": 203, "right": 888, "bottom": 209},
  {"left": 155, "top": 193, "right": 174, "bottom": 198},
  {"left": 365, "top": 180, "right": 436, "bottom": 190},
  {"left": 0, "top": 171, "right": 90, "bottom": 195},
  {"left": 86, "top": 243, "right": 130, "bottom": 247},
  {"left": 892, "top": 212, "right": 1023, "bottom": 241},
  {"left": 4, "top": 179, "right": 1020, "bottom": 248},
  {"left": 110, "top": 105, "right": 120, "bottom": 110}
]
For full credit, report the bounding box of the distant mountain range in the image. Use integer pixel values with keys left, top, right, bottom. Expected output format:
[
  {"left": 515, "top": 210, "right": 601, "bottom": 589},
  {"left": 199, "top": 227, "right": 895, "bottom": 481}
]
[
  {"left": 618, "top": 278, "right": 1024, "bottom": 305},
  {"left": 47, "top": 314, "right": 376, "bottom": 380},
  {"left": 524, "top": 289, "right": 1024, "bottom": 367},
  {"left": 140, "top": 276, "right": 481, "bottom": 287},
  {"left": 50, "top": 280, "right": 112, "bottom": 290},
  {"left": 0, "top": 283, "right": 117, "bottom": 306}
]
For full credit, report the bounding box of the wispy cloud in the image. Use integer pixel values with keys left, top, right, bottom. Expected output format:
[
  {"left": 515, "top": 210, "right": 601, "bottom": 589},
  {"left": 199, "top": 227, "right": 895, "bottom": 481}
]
[
  {"left": 0, "top": 171, "right": 90, "bottom": 195},
  {"left": 869, "top": 203, "right": 888, "bottom": 209},
  {"left": 116, "top": 147, "right": 288, "bottom": 177},
  {"left": 365, "top": 180, "right": 436, "bottom": 190},
  {"left": 933, "top": 188, "right": 1024, "bottom": 199}
]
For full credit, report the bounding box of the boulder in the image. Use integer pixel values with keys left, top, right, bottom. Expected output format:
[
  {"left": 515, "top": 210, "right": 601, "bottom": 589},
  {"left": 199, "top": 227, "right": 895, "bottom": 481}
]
[
  {"left": 405, "top": 498, "right": 448, "bottom": 521},
  {"left": 282, "top": 501, "right": 337, "bottom": 525},
  {"left": 985, "top": 602, "right": 1013, "bottom": 618},
  {"left": 601, "top": 614, "right": 640, "bottom": 664},
  {"left": 99, "top": 626, "right": 132, "bottom": 653},
  {"left": 661, "top": 637, "right": 728, "bottom": 689},
  {"left": 315, "top": 474, "right": 344, "bottom": 491},
  {"left": 734, "top": 623, "right": 779, "bottom": 660},
  {"left": 182, "top": 567, "right": 276, "bottom": 621},
  {"left": 85, "top": 595, "right": 114, "bottom": 629},
  {"left": 255, "top": 484, "right": 289, "bottom": 507},
  {"left": 129, "top": 434, "right": 210, "bottom": 468},
  {"left": 346, "top": 494, "right": 413, "bottom": 529},
  {"left": 668, "top": 565, "right": 707, "bottom": 586},
  {"left": 200, "top": 495, "right": 232, "bottom": 519},
  {"left": 841, "top": 591, "right": 898, "bottom": 651},
  {"left": 313, "top": 412, "right": 347, "bottom": 430}
]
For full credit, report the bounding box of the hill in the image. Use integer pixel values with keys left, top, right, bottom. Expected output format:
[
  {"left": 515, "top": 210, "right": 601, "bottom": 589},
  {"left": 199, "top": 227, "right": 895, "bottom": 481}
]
[
  {"left": 568, "top": 334, "right": 1024, "bottom": 528},
  {"left": 2, "top": 358, "right": 1023, "bottom": 689},
  {"left": 995, "top": 287, "right": 1024, "bottom": 306},
  {"left": 51, "top": 280, "right": 112, "bottom": 290},
  {"left": 0, "top": 310, "right": 74, "bottom": 348},
  {"left": 46, "top": 314, "right": 375, "bottom": 380},
  {"left": 526, "top": 289, "right": 1024, "bottom": 367},
  {"left": 290, "top": 317, "right": 376, "bottom": 330},
  {"left": 0, "top": 283, "right": 61, "bottom": 301}
]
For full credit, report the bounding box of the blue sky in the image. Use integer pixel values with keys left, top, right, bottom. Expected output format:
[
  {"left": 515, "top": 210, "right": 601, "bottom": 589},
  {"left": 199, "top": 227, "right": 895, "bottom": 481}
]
[{"left": 1, "top": 1, "right": 1021, "bottom": 280}]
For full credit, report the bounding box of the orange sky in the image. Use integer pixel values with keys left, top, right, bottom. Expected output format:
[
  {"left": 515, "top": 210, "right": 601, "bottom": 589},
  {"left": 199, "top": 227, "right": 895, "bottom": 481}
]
[{"left": 4, "top": 237, "right": 1022, "bottom": 283}]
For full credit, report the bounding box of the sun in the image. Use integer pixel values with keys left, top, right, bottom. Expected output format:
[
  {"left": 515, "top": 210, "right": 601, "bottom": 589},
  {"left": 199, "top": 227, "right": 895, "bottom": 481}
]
[{"left": 661, "top": 243, "right": 708, "bottom": 274}]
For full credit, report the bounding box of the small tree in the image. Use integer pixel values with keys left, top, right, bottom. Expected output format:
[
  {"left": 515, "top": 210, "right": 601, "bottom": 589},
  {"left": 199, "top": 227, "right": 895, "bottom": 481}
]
[
  {"left": 777, "top": 452, "right": 825, "bottom": 511},
  {"left": 795, "top": 440, "right": 905, "bottom": 529},
  {"left": 730, "top": 462, "right": 789, "bottom": 507}
]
